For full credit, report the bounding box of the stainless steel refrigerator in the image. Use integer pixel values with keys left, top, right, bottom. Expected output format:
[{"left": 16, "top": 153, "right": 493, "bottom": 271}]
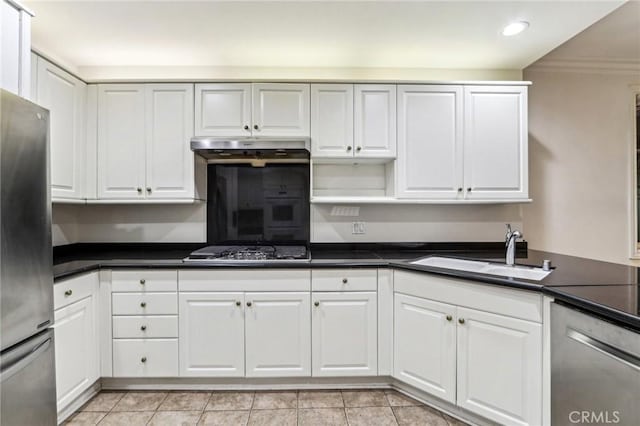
[{"left": 0, "top": 89, "right": 57, "bottom": 425}]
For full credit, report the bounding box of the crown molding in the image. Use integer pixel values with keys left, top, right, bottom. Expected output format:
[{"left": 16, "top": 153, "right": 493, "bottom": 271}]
[{"left": 527, "top": 57, "right": 640, "bottom": 75}]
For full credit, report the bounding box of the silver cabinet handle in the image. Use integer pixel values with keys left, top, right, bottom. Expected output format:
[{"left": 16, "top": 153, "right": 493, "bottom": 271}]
[
  {"left": 356, "top": 146, "right": 362, "bottom": 152},
  {"left": 246, "top": 301, "right": 252, "bottom": 307},
  {"left": 146, "top": 187, "right": 152, "bottom": 193},
  {"left": 137, "top": 187, "right": 142, "bottom": 193},
  {"left": 235, "top": 301, "right": 241, "bottom": 306},
  {"left": 139, "top": 279, "right": 145, "bottom": 285},
  {"left": 446, "top": 315, "right": 453, "bottom": 321},
  {"left": 342, "top": 278, "right": 348, "bottom": 284},
  {"left": 457, "top": 188, "right": 462, "bottom": 192},
  {"left": 458, "top": 318, "right": 465, "bottom": 324},
  {"left": 567, "top": 328, "right": 640, "bottom": 371},
  {"left": 347, "top": 146, "right": 352, "bottom": 152},
  {"left": 140, "top": 325, "right": 147, "bottom": 331},
  {"left": 314, "top": 301, "right": 320, "bottom": 307},
  {"left": 64, "top": 290, "right": 72, "bottom": 296},
  {"left": 243, "top": 125, "right": 249, "bottom": 131},
  {"left": 140, "top": 302, "right": 147, "bottom": 308},
  {"left": 253, "top": 124, "right": 259, "bottom": 130},
  {"left": 141, "top": 357, "right": 147, "bottom": 363},
  {"left": 467, "top": 187, "right": 472, "bottom": 192}
]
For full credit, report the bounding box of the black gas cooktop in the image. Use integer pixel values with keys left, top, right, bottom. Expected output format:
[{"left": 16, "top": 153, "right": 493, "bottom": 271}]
[{"left": 183, "top": 244, "right": 310, "bottom": 263}]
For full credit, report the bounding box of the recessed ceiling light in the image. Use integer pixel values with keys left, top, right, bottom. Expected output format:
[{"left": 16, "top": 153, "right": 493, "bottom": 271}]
[{"left": 502, "top": 21, "right": 529, "bottom": 36}]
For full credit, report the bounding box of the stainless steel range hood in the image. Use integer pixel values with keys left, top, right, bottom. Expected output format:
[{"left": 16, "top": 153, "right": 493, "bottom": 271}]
[{"left": 191, "top": 136, "right": 310, "bottom": 165}]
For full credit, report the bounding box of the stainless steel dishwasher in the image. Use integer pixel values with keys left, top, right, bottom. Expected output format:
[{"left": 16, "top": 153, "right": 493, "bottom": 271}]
[{"left": 551, "top": 303, "right": 640, "bottom": 425}]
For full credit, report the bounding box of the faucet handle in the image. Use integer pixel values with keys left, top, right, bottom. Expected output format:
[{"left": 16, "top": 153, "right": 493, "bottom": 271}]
[{"left": 505, "top": 223, "right": 513, "bottom": 243}]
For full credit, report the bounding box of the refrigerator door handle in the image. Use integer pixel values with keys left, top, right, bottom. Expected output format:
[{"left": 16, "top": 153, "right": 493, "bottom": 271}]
[{"left": 0, "top": 337, "right": 52, "bottom": 383}]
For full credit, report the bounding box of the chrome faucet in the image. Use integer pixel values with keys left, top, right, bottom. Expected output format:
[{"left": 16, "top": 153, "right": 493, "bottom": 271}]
[{"left": 505, "top": 224, "right": 522, "bottom": 267}]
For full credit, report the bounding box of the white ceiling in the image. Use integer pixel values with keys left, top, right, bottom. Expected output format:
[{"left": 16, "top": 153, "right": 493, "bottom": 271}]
[{"left": 25, "top": 0, "right": 626, "bottom": 80}]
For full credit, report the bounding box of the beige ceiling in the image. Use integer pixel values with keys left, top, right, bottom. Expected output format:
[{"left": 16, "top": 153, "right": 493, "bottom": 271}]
[{"left": 25, "top": 0, "right": 627, "bottom": 80}]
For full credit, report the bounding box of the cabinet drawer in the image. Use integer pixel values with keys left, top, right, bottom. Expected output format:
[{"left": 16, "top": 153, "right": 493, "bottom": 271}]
[
  {"left": 112, "top": 339, "right": 178, "bottom": 377},
  {"left": 54, "top": 272, "right": 98, "bottom": 310},
  {"left": 112, "top": 270, "right": 177, "bottom": 292},
  {"left": 312, "top": 269, "right": 377, "bottom": 292},
  {"left": 112, "top": 293, "right": 177, "bottom": 315},
  {"left": 179, "top": 269, "right": 311, "bottom": 292},
  {"left": 112, "top": 316, "right": 178, "bottom": 338}
]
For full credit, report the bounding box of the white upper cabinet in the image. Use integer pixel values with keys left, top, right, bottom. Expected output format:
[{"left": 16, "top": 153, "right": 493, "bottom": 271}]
[
  {"left": 393, "top": 293, "right": 456, "bottom": 403},
  {"left": 463, "top": 85, "right": 528, "bottom": 200},
  {"left": 179, "top": 292, "right": 245, "bottom": 377},
  {"left": 96, "top": 83, "right": 195, "bottom": 201},
  {"left": 194, "top": 83, "right": 251, "bottom": 136},
  {"left": 1, "top": 0, "right": 31, "bottom": 98},
  {"left": 145, "top": 84, "right": 194, "bottom": 199},
  {"left": 244, "top": 292, "right": 311, "bottom": 377},
  {"left": 312, "top": 292, "right": 377, "bottom": 377},
  {"left": 195, "top": 83, "right": 310, "bottom": 137},
  {"left": 310, "top": 84, "right": 354, "bottom": 158},
  {"left": 397, "top": 85, "right": 463, "bottom": 199},
  {"left": 34, "top": 57, "right": 86, "bottom": 200},
  {"left": 97, "top": 84, "right": 146, "bottom": 199},
  {"left": 354, "top": 84, "right": 396, "bottom": 158},
  {"left": 456, "top": 307, "right": 542, "bottom": 426},
  {"left": 252, "top": 83, "right": 310, "bottom": 136}
]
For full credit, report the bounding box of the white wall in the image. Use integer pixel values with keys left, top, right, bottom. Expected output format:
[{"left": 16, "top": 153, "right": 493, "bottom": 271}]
[
  {"left": 521, "top": 1, "right": 640, "bottom": 265},
  {"left": 51, "top": 203, "right": 206, "bottom": 245},
  {"left": 522, "top": 68, "right": 639, "bottom": 265},
  {"left": 312, "top": 204, "right": 522, "bottom": 243}
]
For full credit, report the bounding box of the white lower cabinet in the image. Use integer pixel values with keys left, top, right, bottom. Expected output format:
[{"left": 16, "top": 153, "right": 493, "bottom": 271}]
[
  {"left": 245, "top": 292, "right": 311, "bottom": 377},
  {"left": 178, "top": 293, "right": 245, "bottom": 377},
  {"left": 312, "top": 292, "right": 377, "bottom": 377},
  {"left": 393, "top": 271, "right": 543, "bottom": 426},
  {"left": 456, "top": 307, "right": 542, "bottom": 426},
  {"left": 53, "top": 273, "right": 99, "bottom": 413},
  {"left": 113, "top": 339, "right": 178, "bottom": 377},
  {"left": 393, "top": 293, "right": 456, "bottom": 403}
]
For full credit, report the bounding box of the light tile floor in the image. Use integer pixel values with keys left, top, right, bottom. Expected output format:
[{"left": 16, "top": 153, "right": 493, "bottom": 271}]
[{"left": 65, "top": 389, "right": 470, "bottom": 426}]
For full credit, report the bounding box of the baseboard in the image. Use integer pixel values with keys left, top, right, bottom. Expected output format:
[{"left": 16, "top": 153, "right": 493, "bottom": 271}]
[
  {"left": 57, "top": 380, "right": 101, "bottom": 425},
  {"left": 100, "top": 376, "right": 391, "bottom": 391}
]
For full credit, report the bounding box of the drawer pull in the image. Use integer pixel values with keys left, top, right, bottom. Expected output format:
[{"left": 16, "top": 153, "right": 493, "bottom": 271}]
[
  {"left": 140, "top": 279, "right": 145, "bottom": 285},
  {"left": 235, "top": 301, "right": 241, "bottom": 306},
  {"left": 458, "top": 318, "right": 465, "bottom": 325},
  {"left": 64, "top": 290, "right": 72, "bottom": 297},
  {"left": 314, "top": 301, "right": 320, "bottom": 307},
  {"left": 446, "top": 315, "right": 453, "bottom": 321},
  {"left": 342, "top": 278, "right": 348, "bottom": 284},
  {"left": 140, "top": 302, "right": 147, "bottom": 308},
  {"left": 246, "top": 301, "right": 252, "bottom": 307},
  {"left": 140, "top": 325, "right": 147, "bottom": 331},
  {"left": 141, "top": 357, "right": 147, "bottom": 363}
]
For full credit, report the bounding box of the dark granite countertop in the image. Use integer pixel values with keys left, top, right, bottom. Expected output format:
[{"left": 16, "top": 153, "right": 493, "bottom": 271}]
[{"left": 52, "top": 243, "right": 640, "bottom": 331}]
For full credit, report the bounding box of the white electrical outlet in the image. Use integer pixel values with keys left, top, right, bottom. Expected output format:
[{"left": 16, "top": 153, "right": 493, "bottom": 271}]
[{"left": 352, "top": 222, "right": 366, "bottom": 234}]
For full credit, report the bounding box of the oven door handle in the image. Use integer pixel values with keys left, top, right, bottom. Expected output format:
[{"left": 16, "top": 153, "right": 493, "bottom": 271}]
[{"left": 567, "top": 328, "right": 640, "bottom": 371}]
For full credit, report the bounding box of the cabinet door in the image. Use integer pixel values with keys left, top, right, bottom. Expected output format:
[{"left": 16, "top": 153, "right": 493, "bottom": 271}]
[
  {"left": 310, "top": 84, "right": 354, "bottom": 158},
  {"left": 312, "top": 292, "right": 377, "bottom": 377},
  {"left": 245, "top": 292, "right": 311, "bottom": 377},
  {"left": 97, "top": 85, "right": 145, "bottom": 199},
  {"left": 53, "top": 295, "right": 99, "bottom": 412},
  {"left": 393, "top": 293, "right": 456, "bottom": 404},
  {"left": 194, "top": 83, "right": 251, "bottom": 137},
  {"left": 36, "top": 57, "right": 86, "bottom": 200},
  {"left": 179, "top": 293, "right": 245, "bottom": 377},
  {"left": 397, "top": 85, "right": 463, "bottom": 199},
  {"left": 145, "top": 84, "right": 194, "bottom": 199},
  {"left": 252, "top": 83, "right": 310, "bottom": 137},
  {"left": 1, "top": 1, "right": 21, "bottom": 95},
  {"left": 463, "top": 86, "right": 528, "bottom": 200},
  {"left": 457, "top": 307, "right": 542, "bottom": 426},
  {"left": 354, "top": 85, "right": 396, "bottom": 158}
]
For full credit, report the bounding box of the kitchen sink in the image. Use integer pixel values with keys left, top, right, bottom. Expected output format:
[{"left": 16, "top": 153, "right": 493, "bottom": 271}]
[{"left": 410, "top": 256, "right": 552, "bottom": 281}]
